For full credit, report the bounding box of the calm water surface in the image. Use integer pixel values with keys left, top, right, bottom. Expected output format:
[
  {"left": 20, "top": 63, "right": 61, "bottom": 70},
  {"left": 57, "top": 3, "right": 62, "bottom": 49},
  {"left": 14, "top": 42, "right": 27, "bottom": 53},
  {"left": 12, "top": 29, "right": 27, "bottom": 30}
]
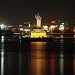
[{"left": 0, "top": 35, "right": 75, "bottom": 75}]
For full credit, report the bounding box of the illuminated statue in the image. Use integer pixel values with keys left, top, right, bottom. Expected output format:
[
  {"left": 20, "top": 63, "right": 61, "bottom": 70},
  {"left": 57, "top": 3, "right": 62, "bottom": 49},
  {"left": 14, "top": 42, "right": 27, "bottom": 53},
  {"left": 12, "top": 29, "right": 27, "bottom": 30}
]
[{"left": 35, "top": 13, "right": 42, "bottom": 28}]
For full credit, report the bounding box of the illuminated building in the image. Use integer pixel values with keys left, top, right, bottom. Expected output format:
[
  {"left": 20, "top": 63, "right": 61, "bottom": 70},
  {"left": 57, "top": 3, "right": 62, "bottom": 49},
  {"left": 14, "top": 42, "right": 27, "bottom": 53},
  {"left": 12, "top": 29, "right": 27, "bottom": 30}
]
[
  {"left": 30, "top": 29, "right": 47, "bottom": 38},
  {"left": 30, "top": 13, "right": 47, "bottom": 38}
]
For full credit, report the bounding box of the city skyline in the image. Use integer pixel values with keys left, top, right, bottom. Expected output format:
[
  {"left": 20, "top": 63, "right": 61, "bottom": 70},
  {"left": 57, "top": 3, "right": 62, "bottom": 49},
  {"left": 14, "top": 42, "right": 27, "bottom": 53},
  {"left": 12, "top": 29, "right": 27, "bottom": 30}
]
[{"left": 0, "top": 0, "right": 75, "bottom": 25}]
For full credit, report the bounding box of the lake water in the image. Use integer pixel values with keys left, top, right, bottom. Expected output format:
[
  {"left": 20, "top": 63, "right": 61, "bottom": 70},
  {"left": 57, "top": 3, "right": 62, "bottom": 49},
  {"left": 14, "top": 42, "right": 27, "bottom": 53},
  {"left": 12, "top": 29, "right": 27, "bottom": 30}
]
[{"left": 0, "top": 35, "right": 75, "bottom": 75}]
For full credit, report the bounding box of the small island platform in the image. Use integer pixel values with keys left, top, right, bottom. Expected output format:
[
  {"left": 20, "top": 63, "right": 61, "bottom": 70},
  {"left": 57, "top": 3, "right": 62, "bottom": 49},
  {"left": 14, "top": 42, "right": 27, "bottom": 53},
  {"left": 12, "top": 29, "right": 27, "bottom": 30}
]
[{"left": 20, "top": 36, "right": 54, "bottom": 42}]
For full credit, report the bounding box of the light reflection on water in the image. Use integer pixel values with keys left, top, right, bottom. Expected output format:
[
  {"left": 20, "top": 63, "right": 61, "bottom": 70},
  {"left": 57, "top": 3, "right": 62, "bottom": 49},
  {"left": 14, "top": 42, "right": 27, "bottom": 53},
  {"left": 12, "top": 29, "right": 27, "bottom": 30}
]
[
  {"left": 50, "top": 50, "right": 56, "bottom": 75},
  {"left": 59, "top": 38, "right": 64, "bottom": 75},
  {"left": 30, "top": 40, "right": 66, "bottom": 75},
  {"left": 73, "top": 38, "right": 75, "bottom": 75},
  {"left": 0, "top": 36, "right": 75, "bottom": 75},
  {"left": 74, "top": 35, "right": 75, "bottom": 38},
  {"left": 73, "top": 54, "right": 75, "bottom": 75},
  {"left": 1, "top": 36, "right": 5, "bottom": 75},
  {"left": 30, "top": 42, "right": 46, "bottom": 75}
]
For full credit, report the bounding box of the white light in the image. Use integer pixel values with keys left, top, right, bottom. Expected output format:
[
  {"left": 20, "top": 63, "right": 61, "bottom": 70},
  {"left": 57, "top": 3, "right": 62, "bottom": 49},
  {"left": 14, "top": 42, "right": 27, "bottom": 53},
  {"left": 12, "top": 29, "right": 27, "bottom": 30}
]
[
  {"left": 24, "top": 29, "right": 30, "bottom": 31},
  {"left": 29, "top": 24, "right": 30, "bottom": 27},
  {"left": 8, "top": 26, "right": 13, "bottom": 27},
  {"left": 1, "top": 52, "right": 4, "bottom": 75},
  {"left": 59, "top": 25, "right": 64, "bottom": 30},
  {"left": 4, "top": 26, "right": 7, "bottom": 27},
  {"left": 1, "top": 36, "right": 4, "bottom": 43},
  {"left": 0, "top": 24, "right": 5, "bottom": 30},
  {"left": 1, "top": 24, "right": 4, "bottom": 26},
  {"left": 20, "top": 28, "right": 23, "bottom": 31},
  {"left": 1, "top": 36, "right": 5, "bottom": 75},
  {"left": 62, "top": 23, "right": 64, "bottom": 25},
  {"left": 19, "top": 25, "right": 22, "bottom": 26}
]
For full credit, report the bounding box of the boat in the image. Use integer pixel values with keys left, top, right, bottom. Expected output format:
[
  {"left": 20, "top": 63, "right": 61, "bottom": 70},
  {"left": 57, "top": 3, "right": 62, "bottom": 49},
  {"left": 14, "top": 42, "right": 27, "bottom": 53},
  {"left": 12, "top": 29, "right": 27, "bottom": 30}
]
[{"left": 20, "top": 28, "right": 54, "bottom": 42}]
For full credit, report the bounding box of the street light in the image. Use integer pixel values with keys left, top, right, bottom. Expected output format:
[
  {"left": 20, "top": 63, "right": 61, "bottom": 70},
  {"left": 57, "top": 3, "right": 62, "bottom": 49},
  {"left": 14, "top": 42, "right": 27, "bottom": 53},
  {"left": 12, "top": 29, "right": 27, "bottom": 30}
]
[{"left": 0, "top": 24, "right": 5, "bottom": 30}]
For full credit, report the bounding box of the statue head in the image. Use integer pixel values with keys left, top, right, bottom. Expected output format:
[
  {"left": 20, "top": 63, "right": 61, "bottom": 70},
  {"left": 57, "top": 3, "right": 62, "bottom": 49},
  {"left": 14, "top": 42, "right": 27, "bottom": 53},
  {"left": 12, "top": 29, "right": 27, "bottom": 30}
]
[{"left": 35, "top": 13, "right": 42, "bottom": 20}]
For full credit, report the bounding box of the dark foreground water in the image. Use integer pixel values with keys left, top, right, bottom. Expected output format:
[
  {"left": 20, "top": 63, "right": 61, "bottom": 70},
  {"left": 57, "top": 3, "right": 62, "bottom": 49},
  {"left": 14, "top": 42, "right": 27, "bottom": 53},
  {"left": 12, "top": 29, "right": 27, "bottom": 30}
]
[{"left": 0, "top": 35, "right": 75, "bottom": 75}]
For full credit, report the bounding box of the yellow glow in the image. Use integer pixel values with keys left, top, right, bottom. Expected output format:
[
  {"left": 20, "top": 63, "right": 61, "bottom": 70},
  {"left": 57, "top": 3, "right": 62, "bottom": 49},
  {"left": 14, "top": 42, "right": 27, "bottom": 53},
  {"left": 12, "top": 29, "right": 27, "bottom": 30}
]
[
  {"left": 50, "top": 25, "right": 56, "bottom": 30},
  {"left": 31, "top": 33, "right": 47, "bottom": 38},
  {"left": 51, "top": 25, "right": 56, "bottom": 28},
  {"left": 43, "top": 26, "right": 48, "bottom": 28},
  {"left": 30, "top": 29, "right": 47, "bottom": 38}
]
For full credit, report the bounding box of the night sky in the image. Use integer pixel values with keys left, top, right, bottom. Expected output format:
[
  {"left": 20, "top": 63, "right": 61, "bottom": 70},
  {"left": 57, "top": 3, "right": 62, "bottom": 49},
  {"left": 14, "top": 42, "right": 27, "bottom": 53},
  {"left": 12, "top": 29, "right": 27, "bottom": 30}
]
[{"left": 0, "top": 0, "right": 75, "bottom": 25}]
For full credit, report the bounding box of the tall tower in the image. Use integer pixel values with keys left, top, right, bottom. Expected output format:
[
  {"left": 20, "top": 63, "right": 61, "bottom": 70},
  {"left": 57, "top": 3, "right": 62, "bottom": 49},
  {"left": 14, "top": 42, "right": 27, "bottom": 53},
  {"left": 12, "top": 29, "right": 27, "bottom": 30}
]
[{"left": 35, "top": 13, "right": 42, "bottom": 28}]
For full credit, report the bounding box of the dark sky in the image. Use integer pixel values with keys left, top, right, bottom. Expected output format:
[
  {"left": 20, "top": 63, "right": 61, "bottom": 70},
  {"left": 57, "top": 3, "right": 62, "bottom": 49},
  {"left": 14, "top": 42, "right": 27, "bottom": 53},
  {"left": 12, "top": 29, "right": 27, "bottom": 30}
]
[{"left": 0, "top": 0, "right": 75, "bottom": 25}]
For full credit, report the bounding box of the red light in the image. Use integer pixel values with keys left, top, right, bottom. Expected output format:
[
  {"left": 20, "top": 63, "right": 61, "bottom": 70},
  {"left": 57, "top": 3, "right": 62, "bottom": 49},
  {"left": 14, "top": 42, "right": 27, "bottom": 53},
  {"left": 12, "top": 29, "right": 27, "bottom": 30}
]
[
  {"left": 27, "top": 22, "right": 30, "bottom": 24},
  {"left": 24, "top": 22, "right": 26, "bottom": 24},
  {"left": 24, "top": 22, "right": 30, "bottom": 24},
  {"left": 51, "top": 20, "right": 56, "bottom": 24}
]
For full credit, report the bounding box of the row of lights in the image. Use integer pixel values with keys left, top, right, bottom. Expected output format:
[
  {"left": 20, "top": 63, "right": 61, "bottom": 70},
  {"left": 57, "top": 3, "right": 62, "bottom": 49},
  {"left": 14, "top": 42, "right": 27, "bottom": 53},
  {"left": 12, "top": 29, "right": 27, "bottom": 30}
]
[{"left": 0, "top": 24, "right": 13, "bottom": 30}]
